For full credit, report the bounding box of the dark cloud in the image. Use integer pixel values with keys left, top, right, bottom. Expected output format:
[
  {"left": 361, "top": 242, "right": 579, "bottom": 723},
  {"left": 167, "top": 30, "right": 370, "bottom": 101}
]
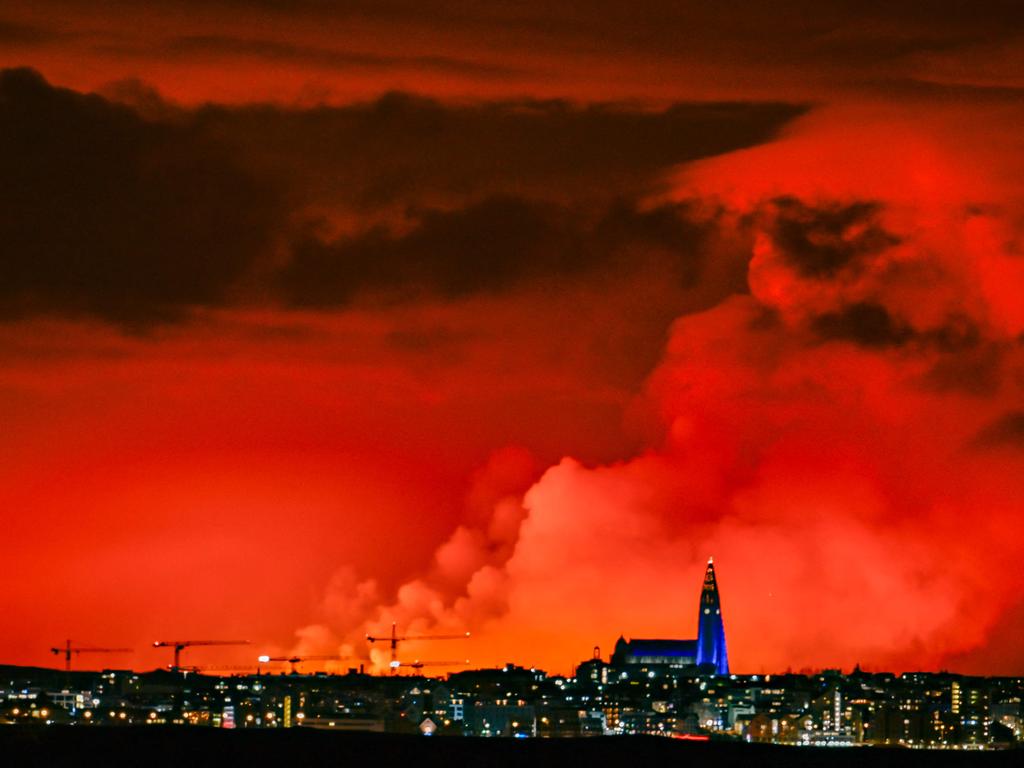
[
  {"left": 0, "top": 68, "right": 280, "bottom": 326},
  {"left": 0, "top": 19, "right": 56, "bottom": 44},
  {"left": 594, "top": 200, "right": 714, "bottom": 274},
  {"left": 282, "top": 197, "right": 582, "bottom": 305},
  {"left": 767, "top": 197, "right": 900, "bottom": 279},
  {"left": 869, "top": 77, "right": 1024, "bottom": 104},
  {"left": 163, "top": 34, "right": 521, "bottom": 78},
  {"left": 23, "top": 1, "right": 1024, "bottom": 82},
  {"left": 924, "top": 315, "right": 985, "bottom": 354},
  {"left": 0, "top": 68, "right": 804, "bottom": 324},
  {"left": 811, "top": 302, "right": 912, "bottom": 348},
  {"left": 279, "top": 197, "right": 712, "bottom": 306},
  {"left": 194, "top": 96, "right": 807, "bottom": 211},
  {"left": 920, "top": 345, "right": 1004, "bottom": 396},
  {"left": 971, "top": 411, "right": 1024, "bottom": 450},
  {"left": 96, "top": 78, "right": 184, "bottom": 122},
  {"left": 808, "top": 298, "right": 1002, "bottom": 379}
]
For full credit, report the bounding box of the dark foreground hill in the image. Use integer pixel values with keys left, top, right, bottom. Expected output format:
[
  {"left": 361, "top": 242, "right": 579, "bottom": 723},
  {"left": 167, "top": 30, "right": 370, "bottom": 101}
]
[{"left": 1, "top": 727, "right": 1021, "bottom": 768}]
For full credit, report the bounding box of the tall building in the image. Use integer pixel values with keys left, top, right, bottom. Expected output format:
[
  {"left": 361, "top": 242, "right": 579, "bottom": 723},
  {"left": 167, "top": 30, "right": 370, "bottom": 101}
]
[
  {"left": 610, "top": 557, "right": 730, "bottom": 675},
  {"left": 695, "top": 557, "right": 729, "bottom": 676}
]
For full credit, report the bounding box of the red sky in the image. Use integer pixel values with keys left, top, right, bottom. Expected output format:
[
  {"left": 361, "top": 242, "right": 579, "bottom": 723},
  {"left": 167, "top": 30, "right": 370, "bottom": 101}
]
[{"left": 2, "top": 1, "right": 1024, "bottom": 676}]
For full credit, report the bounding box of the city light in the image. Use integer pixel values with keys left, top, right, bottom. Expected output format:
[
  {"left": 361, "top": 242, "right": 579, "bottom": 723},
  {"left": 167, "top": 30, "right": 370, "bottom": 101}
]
[{"left": 0, "top": 566, "right": 1003, "bottom": 749}]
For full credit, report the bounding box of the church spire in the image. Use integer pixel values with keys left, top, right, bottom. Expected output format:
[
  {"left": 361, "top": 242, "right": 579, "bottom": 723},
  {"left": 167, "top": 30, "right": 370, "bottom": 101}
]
[{"left": 696, "top": 556, "right": 729, "bottom": 675}]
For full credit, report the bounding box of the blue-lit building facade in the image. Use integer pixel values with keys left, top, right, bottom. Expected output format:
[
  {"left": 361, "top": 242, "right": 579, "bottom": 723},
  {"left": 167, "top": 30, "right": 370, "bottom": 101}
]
[
  {"left": 695, "top": 558, "right": 729, "bottom": 675},
  {"left": 611, "top": 557, "right": 729, "bottom": 676}
]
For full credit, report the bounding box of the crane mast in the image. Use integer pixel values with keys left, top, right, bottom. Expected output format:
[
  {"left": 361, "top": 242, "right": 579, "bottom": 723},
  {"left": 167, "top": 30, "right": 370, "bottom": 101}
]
[
  {"left": 50, "top": 640, "right": 130, "bottom": 672},
  {"left": 366, "top": 623, "right": 470, "bottom": 675}
]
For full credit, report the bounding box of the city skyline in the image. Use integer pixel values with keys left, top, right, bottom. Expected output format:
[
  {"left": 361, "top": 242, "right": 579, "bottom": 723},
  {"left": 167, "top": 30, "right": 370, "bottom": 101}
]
[
  {"left": 4, "top": 649, "right": 1023, "bottom": 746},
  {"left": 2, "top": 1, "right": 1024, "bottom": 680},
  {"left": 1, "top": 555, "right": 999, "bottom": 680},
  {"left": 25, "top": 557, "right": 735, "bottom": 677},
  {"left": 4, "top": 556, "right": 1024, "bottom": 748}
]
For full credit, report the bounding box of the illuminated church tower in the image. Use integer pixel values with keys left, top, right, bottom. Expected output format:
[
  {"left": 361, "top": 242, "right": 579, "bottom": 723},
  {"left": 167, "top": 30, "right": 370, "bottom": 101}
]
[{"left": 695, "top": 557, "right": 729, "bottom": 675}]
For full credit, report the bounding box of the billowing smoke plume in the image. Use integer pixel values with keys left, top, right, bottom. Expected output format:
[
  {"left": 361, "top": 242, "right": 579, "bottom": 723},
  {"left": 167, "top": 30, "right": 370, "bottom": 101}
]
[{"left": 296, "top": 102, "right": 1024, "bottom": 675}]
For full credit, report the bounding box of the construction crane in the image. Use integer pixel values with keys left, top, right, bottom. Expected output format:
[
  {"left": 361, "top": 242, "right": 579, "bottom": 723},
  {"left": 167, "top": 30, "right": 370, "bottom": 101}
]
[
  {"left": 152, "top": 640, "right": 250, "bottom": 671},
  {"left": 256, "top": 654, "right": 349, "bottom": 674},
  {"left": 396, "top": 659, "right": 470, "bottom": 675},
  {"left": 177, "top": 664, "right": 260, "bottom": 676},
  {"left": 50, "top": 640, "right": 131, "bottom": 672},
  {"left": 366, "top": 623, "right": 470, "bottom": 674}
]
